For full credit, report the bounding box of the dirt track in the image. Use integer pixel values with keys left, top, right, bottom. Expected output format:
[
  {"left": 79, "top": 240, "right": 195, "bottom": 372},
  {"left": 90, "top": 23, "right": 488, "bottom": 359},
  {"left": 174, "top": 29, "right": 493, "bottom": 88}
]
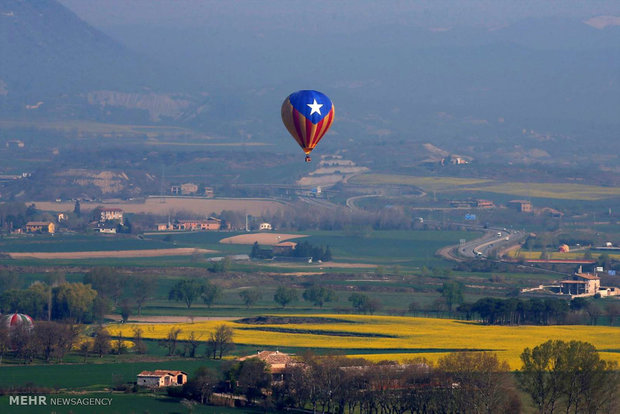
[
  {"left": 219, "top": 233, "right": 307, "bottom": 245},
  {"left": 8, "top": 248, "right": 216, "bottom": 260},
  {"left": 105, "top": 315, "right": 237, "bottom": 323}
]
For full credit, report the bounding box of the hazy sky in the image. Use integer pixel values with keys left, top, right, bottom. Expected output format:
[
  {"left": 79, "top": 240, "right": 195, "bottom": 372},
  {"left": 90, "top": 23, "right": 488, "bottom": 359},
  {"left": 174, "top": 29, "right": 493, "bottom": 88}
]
[{"left": 59, "top": 0, "right": 620, "bottom": 31}]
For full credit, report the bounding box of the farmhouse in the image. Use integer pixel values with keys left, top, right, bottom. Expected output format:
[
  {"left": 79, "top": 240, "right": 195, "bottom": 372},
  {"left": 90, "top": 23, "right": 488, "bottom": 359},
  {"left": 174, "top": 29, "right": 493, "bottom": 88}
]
[
  {"left": 25, "top": 221, "right": 56, "bottom": 234},
  {"left": 508, "top": 200, "right": 532, "bottom": 213},
  {"left": 100, "top": 208, "right": 123, "bottom": 223},
  {"left": 521, "top": 271, "right": 619, "bottom": 299},
  {"left": 559, "top": 272, "right": 600, "bottom": 296},
  {"left": 181, "top": 183, "right": 198, "bottom": 195},
  {"left": 156, "top": 217, "right": 222, "bottom": 231},
  {"left": 259, "top": 222, "right": 272, "bottom": 231},
  {"left": 137, "top": 370, "right": 187, "bottom": 387},
  {"left": 237, "top": 350, "right": 294, "bottom": 381},
  {"left": 272, "top": 241, "right": 297, "bottom": 255}
]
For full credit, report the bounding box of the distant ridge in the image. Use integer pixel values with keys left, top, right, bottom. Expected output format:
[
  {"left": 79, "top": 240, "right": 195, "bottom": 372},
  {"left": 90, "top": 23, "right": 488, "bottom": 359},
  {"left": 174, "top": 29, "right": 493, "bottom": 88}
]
[{"left": 0, "top": 0, "right": 169, "bottom": 115}]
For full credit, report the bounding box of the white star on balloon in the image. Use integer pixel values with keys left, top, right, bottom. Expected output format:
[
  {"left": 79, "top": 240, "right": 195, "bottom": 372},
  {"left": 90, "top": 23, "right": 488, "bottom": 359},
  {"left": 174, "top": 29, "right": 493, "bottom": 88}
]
[{"left": 307, "top": 99, "right": 323, "bottom": 115}]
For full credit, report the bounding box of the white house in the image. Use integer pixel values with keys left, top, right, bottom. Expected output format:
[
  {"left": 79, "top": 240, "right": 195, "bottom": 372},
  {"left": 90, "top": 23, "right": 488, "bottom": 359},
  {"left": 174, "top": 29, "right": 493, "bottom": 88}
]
[{"left": 137, "top": 370, "right": 187, "bottom": 387}]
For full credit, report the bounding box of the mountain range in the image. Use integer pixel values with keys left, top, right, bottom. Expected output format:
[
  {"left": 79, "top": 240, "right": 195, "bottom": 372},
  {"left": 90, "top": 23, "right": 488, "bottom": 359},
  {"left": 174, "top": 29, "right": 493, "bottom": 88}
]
[{"left": 1, "top": 0, "right": 619, "bottom": 169}]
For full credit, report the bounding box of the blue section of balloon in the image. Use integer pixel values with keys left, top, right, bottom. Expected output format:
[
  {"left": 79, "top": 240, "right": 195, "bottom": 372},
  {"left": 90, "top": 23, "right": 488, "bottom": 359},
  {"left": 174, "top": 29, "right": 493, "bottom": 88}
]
[{"left": 287, "top": 90, "right": 333, "bottom": 124}]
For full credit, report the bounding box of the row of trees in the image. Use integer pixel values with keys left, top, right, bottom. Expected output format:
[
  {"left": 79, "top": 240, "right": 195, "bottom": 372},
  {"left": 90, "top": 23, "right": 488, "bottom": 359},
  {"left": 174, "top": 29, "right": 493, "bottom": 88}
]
[
  {"left": 459, "top": 297, "right": 619, "bottom": 326},
  {"left": 0, "top": 321, "right": 78, "bottom": 364},
  {"left": 250, "top": 241, "right": 333, "bottom": 262},
  {"left": 0, "top": 281, "right": 98, "bottom": 323},
  {"left": 168, "top": 280, "right": 339, "bottom": 310},
  {"left": 173, "top": 340, "right": 618, "bottom": 414}
]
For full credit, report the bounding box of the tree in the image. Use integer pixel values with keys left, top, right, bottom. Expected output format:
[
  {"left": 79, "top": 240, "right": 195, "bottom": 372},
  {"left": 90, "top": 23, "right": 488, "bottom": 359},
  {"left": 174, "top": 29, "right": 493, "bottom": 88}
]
[
  {"left": 274, "top": 286, "right": 298, "bottom": 308},
  {"left": 440, "top": 281, "right": 464, "bottom": 312},
  {"left": 159, "top": 327, "right": 182, "bottom": 356},
  {"left": 114, "top": 330, "right": 127, "bottom": 355},
  {"left": 33, "top": 321, "right": 78, "bottom": 362},
  {"left": 438, "top": 352, "right": 517, "bottom": 414},
  {"left": 169, "top": 279, "right": 205, "bottom": 309},
  {"left": 518, "top": 340, "right": 620, "bottom": 414},
  {"left": 200, "top": 282, "right": 222, "bottom": 308},
  {"left": 0, "top": 323, "right": 9, "bottom": 364},
  {"left": 207, "top": 324, "right": 234, "bottom": 359},
  {"left": 348, "top": 293, "right": 382, "bottom": 314},
  {"left": 228, "top": 358, "right": 272, "bottom": 402},
  {"left": 585, "top": 302, "right": 602, "bottom": 325},
  {"left": 132, "top": 327, "right": 147, "bottom": 354},
  {"left": 182, "top": 367, "right": 218, "bottom": 404},
  {"left": 239, "top": 289, "right": 262, "bottom": 308},
  {"left": 130, "top": 274, "right": 156, "bottom": 315},
  {"left": 92, "top": 326, "right": 111, "bottom": 357},
  {"left": 52, "top": 283, "right": 97, "bottom": 323},
  {"left": 0, "top": 270, "right": 20, "bottom": 294},
  {"left": 606, "top": 301, "right": 620, "bottom": 326},
  {"left": 119, "top": 299, "right": 132, "bottom": 323},
  {"left": 83, "top": 268, "right": 122, "bottom": 305},
  {"left": 12, "top": 324, "right": 36, "bottom": 363},
  {"left": 303, "top": 285, "right": 337, "bottom": 307},
  {"left": 73, "top": 200, "right": 81, "bottom": 217},
  {"left": 184, "top": 331, "right": 202, "bottom": 358}
]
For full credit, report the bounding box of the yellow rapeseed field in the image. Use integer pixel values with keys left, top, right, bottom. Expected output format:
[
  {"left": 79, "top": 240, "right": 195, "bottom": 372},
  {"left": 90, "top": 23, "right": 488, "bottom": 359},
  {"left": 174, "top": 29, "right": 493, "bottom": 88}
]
[
  {"left": 114, "top": 315, "right": 620, "bottom": 369},
  {"left": 466, "top": 182, "right": 620, "bottom": 201},
  {"left": 509, "top": 250, "right": 620, "bottom": 261}
]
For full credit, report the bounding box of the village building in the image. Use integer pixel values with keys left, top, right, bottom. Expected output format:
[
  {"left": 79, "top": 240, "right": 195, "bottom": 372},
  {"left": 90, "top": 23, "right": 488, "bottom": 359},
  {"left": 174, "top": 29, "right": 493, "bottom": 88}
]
[
  {"left": 156, "top": 217, "right": 222, "bottom": 231},
  {"left": 25, "top": 221, "right": 56, "bottom": 234},
  {"left": 237, "top": 350, "right": 294, "bottom": 382},
  {"left": 508, "top": 200, "right": 533, "bottom": 213},
  {"left": 475, "top": 199, "right": 495, "bottom": 208},
  {"left": 181, "top": 183, "right": 198, "bottom": 195},
  {"left": 272, "top": 241, "right": 297, "bottom": 255},
  {"left": 259, "top": 222, "right": 272, "bottom": 231},
  {"left": 100, "top": 208, "right": 123, "bottom": 223},
  {"left": 521, "top": 272, "right": 619, "bottom": 299},
  {"left": 137, "top": 370, "right": 187, "bottom": 387},
  {"left": 203, "top": 187, "right": 214, "bottom": 198},
  {"left": 559, "top": 272, "right": 600, "bottom": 296}
]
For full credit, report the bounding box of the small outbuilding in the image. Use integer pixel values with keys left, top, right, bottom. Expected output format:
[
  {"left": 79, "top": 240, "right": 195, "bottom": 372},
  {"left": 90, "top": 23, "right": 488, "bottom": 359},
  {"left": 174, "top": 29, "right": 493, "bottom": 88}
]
[{"left": 137, "top": 370, "right": 187, "bottom": 387}]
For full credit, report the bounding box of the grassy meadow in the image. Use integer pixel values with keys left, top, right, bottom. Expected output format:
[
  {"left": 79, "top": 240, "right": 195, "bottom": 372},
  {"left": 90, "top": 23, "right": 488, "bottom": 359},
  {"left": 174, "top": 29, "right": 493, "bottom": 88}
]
[
  {"left": 114, "top": 315, "right": 620, "bottom": 370},
  {"left": 0, "top": 229, "right": 479, "bottom": 270},
  {"left": 0, "top": 393, "right": 259, "bottom": 414}
]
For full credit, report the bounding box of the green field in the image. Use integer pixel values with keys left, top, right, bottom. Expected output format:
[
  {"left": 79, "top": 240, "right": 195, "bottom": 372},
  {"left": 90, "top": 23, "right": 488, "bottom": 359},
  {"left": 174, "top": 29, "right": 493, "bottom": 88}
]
[
  {"left": 0, "top": 393, "right": 260, "bottom": 414},
  {"left": 0, "top": 360, "right": 219, "bottom": 390},
  {"left": 0, "top": 234, "right": 170, "bottom": 253},
  {"left": 1, "top": 229, "right": 480, "bottom": 270}
]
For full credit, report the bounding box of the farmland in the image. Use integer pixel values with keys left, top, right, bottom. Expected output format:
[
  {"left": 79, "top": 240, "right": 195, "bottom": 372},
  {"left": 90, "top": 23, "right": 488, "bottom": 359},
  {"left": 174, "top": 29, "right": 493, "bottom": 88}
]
[
  {"left": 350, "top": 174, "right": 620, "bottom": 201},
  {"left": 114, "top": 315, "right": 620, "bottom": 370},
  {"left": 31, "top": 197, "right": 287, "bottom": 216}
]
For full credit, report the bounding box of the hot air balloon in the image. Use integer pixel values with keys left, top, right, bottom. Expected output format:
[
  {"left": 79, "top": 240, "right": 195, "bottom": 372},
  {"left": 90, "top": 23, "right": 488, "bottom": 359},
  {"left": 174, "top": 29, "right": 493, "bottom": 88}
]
[
  {"left": 3, "top": 312, "right": 34, "bottom": 331},
  {"left": 281, "top": 90, "right": 335, "bottom": 162}
]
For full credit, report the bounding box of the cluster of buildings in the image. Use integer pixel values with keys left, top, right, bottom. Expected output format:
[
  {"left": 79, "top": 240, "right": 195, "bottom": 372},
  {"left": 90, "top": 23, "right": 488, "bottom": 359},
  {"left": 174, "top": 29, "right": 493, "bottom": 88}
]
[
  {"left": 169, "top": 183, "right": 214, "bottom": 197},
  {"left": 156, "top": 217, "right": 223, "bottom": 231},
  {"left": 521, "top": 271, "right": 620, "bottom": 299},
  {"left": 137, "top": 350, "right": 294, "bottom": 388}
]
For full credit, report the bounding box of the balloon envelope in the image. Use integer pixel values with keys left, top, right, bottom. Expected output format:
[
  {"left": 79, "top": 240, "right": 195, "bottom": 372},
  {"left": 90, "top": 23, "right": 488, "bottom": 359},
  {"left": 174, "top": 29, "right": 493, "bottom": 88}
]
[{"left": 281, "top": 90, "right": 335, "bottom": 156}]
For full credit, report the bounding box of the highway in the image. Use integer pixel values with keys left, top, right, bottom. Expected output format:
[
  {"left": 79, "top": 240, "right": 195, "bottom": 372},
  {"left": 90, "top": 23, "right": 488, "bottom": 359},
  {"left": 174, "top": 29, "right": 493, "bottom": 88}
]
[{"left": 457, "top": 226, "right": 528, "bottom": 259}]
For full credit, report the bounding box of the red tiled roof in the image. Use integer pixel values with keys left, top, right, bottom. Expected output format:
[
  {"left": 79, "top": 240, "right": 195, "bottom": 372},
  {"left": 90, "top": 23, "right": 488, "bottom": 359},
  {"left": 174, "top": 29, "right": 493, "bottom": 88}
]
[
  {"left": 238, "top": 350, "right": 293, "bottom": 365},
  {"left": 138, "top": 370, "right": 187, "bottom": 377}
]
